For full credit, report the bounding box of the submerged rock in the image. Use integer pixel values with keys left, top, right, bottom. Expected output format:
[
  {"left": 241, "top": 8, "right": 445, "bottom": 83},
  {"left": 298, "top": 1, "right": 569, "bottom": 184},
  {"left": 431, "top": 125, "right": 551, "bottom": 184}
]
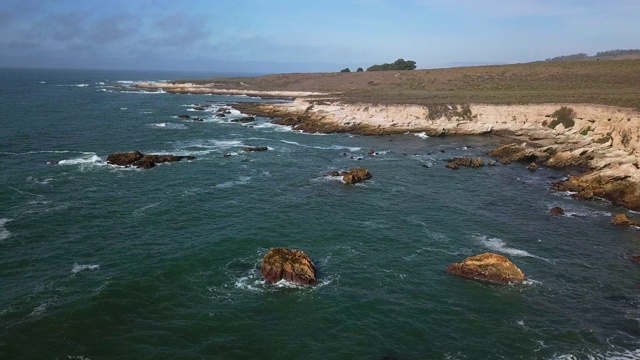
[
  {"left": 447, "top": 252, "right": 527, "bottom": 284},
  {"left": 261, "top": 248, "right": 317, "bottom": 285},
  {"left": 106, "top": 151, "right": 195, "bottom": 169},
  {"left": 527, "top": 162, "right": 538, "bottom": 171},
  {"left": 549, "top": 207, "right": 565, "bottom": 216}
]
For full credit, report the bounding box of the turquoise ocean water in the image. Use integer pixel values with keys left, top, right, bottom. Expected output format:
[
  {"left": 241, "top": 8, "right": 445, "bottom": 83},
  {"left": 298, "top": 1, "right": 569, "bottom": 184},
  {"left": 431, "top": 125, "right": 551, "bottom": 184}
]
[{"left": 2, "top": 68, "right": 640, "bottom": 359}]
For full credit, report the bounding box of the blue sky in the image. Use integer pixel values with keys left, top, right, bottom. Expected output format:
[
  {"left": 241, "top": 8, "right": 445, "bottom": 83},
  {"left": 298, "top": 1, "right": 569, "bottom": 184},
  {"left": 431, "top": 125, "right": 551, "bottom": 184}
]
[{"left": 0, "top": 0, "right": 638, "bottom": 73}]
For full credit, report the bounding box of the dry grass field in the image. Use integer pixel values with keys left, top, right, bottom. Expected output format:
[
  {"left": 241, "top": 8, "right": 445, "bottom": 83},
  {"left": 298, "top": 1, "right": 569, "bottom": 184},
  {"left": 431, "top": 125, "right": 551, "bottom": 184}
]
[{"left": 179, "top": 59, "right": 640, "bottom": 109}]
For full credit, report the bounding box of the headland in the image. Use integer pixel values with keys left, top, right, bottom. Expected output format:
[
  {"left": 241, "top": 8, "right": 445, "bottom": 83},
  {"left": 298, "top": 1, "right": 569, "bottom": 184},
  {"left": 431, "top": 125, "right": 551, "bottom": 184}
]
[{"left": 135, "top": 59, "right": 640, "bottom": 210}]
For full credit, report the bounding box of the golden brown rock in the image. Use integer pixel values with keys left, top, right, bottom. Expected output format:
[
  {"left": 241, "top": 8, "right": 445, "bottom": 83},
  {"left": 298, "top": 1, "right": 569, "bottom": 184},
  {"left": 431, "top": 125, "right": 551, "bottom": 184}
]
[
  {"left": 611, "top": 213, "right": 635, "bottom": 226},
  {"left": 446, "top": 157, "right": 484, "bottom": 170},
  {"left": 552, "top": 164, "right": 640, "bottom": 211},
  {"left": 260, "top": 248, "right": 317, "bottom": 285},
  {"left": 447, "top": 252, "right": 527, "bottom": 284},
  {"left": 340, "top": 168, "right": 372, "bottom": 184}
]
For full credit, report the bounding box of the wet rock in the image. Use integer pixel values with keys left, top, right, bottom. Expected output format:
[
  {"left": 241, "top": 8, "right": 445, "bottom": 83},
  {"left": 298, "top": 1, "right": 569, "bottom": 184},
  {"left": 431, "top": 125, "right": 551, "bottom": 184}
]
[
  {"left": 368, "top": 149, "right": 376, "bottom": 156},
  {"left": 193, "top": 106, "right": 206, "bottom": 111},
  {"left": 446, "top": 157, "right": 485, "bottom": 170},
  {"left": 328, "top": 171, "right": 341, "bottom": 177},
  {"left": 242, "top": 146, "right": 268, "bottom": 152},
  {"left": 178, "top": 114, "right": 191, "bottom": 119},
  {"left": 231, "top": 116, "right": 255, "bottom": 123},
  {"left": 340, "top": 168, "right": 372, "bottom": 184},
  {"left": 549, "top": 207, "right": 565, "bottom": 216},
  {"left": 611, "top": 213, "right": 635, "bottom": 226},
  {"left": 527, "top": 162, "right": 538, "bottom": 171},
  {"left": 46, "top": 160, "right": 58, "bottom": 165},
  {"left": 629, "top": 255, "right": 640, "bottom": 264},
  {"left": 215, "top": 113, "right": 226, "bottom": 118},
  {"left": 447, "top": 252, "right": 527, "bottom": 284},
  {"left": 260, "top": 248, "right": 317, "bottom": 285},
  {"left": 192, "top": 118, "right": 204, "bottom": 122},
  {"left": 106, "top": 151, "right": 144, "bottom": 166},
  {"left": 552, "top": 164, "right": 640, "bottom": 211},
  {"left": 106, "top": 151, "right": 195, "bottom": 169}
]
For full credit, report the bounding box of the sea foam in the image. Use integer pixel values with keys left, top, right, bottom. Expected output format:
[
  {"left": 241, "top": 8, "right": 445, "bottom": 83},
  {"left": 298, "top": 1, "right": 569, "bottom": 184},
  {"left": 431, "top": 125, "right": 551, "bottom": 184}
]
[
  {"left": 474, "top": 234, "right": 548, "bottom": 261},
  {"left": 0, "top": 218, "right": 12, "bottom": 241},
  {"left": 71, "top": 264, "right": 100, "bottom": 274}
]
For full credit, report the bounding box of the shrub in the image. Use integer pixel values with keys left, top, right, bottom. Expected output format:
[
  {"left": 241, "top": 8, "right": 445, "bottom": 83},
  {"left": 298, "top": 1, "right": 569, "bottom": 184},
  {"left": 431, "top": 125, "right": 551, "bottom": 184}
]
[
  {"left": 427, "top": 104, "right": 473, "bottom": 121},
  {"left": 579, "top": 126, "right": 592, "bottom": 135},
  {"left": 340, "top": 68, "right": 351, "bottom": 73},
  {"left": 356, "top": 67, "right": 364, "bottom": 72},
  {"left": 547, "top": 106, "right": 576, "bottom": 129}
]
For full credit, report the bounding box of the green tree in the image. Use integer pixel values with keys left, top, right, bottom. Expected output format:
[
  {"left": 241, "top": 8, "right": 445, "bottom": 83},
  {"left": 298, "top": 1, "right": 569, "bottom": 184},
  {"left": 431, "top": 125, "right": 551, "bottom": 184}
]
[
  {"left": 340, "top": 67, "right": 351, "bottom": 73},
  {"left": 366, "top": 58, "right": 417, "bottom": 71},
  {"left": 356, "top": 67, "right": 364, "bottom": 72}
]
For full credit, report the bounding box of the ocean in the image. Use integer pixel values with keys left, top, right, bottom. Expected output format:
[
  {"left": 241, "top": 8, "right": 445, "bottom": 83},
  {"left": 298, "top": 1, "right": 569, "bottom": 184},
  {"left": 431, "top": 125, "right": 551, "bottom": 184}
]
[{"left": 1, "top": 68, "right": 640, "bottom": 359}]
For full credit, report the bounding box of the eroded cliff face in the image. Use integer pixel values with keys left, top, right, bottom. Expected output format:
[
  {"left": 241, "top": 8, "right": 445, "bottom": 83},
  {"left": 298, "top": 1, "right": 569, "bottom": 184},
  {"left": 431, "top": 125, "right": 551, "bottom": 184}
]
[
  {"left": 237, "top": 99, "right": 640, "bottom": 209},
  {"left": 240, "top": 100, "right": 640, "bottom": 166}
]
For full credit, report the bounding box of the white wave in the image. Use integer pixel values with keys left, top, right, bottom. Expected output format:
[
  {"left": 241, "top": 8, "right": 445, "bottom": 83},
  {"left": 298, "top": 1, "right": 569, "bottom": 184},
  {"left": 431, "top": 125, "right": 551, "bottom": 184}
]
[
  {"left": 252, "top": 122, "right": 294, "bottom": 132},
  {"left": 73, "top": 84, "right": 89, "bottom": 87},
  {"left": 39, "top": 81, "right": 46, "bottom": 84},
  {"left": 216, "top": 176, "right": 251, "bottom": 188},
  {"left": 71, "top": 264, "right": 100, "bottom": 274},
  {"left": 30, "top": 301, "right": 50, "bottom": 316},
  {"left": 549, "top": 348, "right": 640, "bottom": 360},
  {"left": 415, "top": 132, "right": 430, "bottom": 139},
  {"left": 116, "top": 80, "right": 135, "bottom": 85},
  {"left": 120, "top": 107, "right": 127, "bottom": 110},
  {"left": 133, "top": 202, "right": 161, "bottom": 217},
  {"left": 58, "top": 154, "right": 105, "bottom": 168},
  {"left": 279, "top": 140, "right": 360, "bottom": 151},
  {"left": 150, "top": 122, "right": 187, "bottom": 130},
  {"left": 474, "top": 234, "right": 548, "bottom": 261},
  {"left": 97, "top": 89, "right": 109, "bottom": 92},
  {"left": 26, "top": 176, "right": 53, "bottom": 185},
  {"left": 0, "top": 218, "right": 12, "bottom": 241},
  {"left": 120, "top": 90, "right": 167, "bottom": 94}
]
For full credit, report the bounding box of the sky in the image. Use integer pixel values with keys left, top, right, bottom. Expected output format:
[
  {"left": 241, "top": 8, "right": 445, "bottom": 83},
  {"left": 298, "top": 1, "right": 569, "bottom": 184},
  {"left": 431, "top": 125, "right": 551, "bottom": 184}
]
[{"left": 0, "top": 0, "right": 638, "bottom": 74}]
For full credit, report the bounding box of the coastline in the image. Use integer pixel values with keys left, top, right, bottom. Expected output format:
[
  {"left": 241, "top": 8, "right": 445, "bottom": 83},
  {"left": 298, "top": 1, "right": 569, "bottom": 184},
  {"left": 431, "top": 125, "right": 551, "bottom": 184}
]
[{"left": 135, "top": 80, "right": 640, "bottom": 210}]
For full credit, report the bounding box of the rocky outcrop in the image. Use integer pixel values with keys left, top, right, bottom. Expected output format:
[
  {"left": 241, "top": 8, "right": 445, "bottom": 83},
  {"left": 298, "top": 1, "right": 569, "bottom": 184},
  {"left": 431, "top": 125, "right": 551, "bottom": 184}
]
[
  {"left": 260, "top": 248, "right": 317, "bottom": 285},
  {"left": 552, "top": 163, "right": 640, "bottom": 211},
  {"left": 611, "top": 213, "right": 636, "bottom": 226},
  {"left": 231, "top": 116, "right": 255, "bottom": 123},
  {"left": 447, "top": 252, "right": 527, "bottom": 284},
  {"left": 329, "top": 168, "right": 372, "bottom": 184},
  {"left": 106, "top": 151, "right": 195, "bottom": 169},
  {"left": 446, "top": 157, "right": 484, "bottom": 170},
  {"left": 242, "top": 146, "right": 268, "bottom": 152}
]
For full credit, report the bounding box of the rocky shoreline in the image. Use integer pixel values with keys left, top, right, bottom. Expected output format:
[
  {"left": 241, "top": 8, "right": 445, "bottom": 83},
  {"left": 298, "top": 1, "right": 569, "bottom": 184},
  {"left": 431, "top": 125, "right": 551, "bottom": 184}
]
[
  {"left": 135, "top": 81, "right": 640, "bottom": 210},
  {"left": 231, "top": 99, "right": 640, "bottom": 210}
]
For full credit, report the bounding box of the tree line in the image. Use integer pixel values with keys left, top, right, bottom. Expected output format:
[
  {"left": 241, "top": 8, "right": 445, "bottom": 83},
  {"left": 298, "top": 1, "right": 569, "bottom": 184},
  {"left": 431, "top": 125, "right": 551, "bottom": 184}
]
[{"left": 340, "top": 58, "right": 417, "bottom": 73}]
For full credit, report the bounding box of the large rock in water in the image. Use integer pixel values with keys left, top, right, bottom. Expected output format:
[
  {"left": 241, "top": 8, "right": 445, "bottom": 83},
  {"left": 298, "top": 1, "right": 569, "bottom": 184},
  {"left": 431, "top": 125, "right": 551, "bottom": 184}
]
[
  {"left": 447, "top": 252, "right": 526, "bottom": 284},
  {"left": 106, "top": 151, "right": 195, "bottom": 169},
  {"left": 340, "top": 168, "right": 372, "bottom": 184},
  {"left": 445, "top": 157, "right": 485, "bottom": 170},
  {"left": 260, "top": 248, "right": 317, "bottom": 285},
  {"left": 552, "top": 163, "right": 640, "bottom": 211},
  {"left": 612, "top": 213, "right": 635, "bottom": 226}
]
